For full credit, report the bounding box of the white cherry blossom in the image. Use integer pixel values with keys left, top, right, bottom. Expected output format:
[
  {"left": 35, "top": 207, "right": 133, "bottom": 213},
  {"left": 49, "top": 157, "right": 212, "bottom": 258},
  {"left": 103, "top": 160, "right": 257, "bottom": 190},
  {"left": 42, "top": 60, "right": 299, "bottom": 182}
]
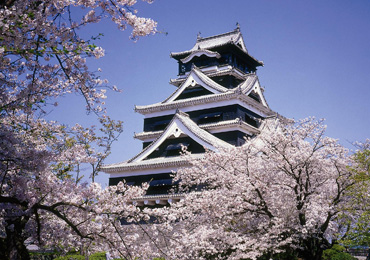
[
  {"left": 0, "top": 0, "right": 157, "bottom": 259},
  {"left": 154, "top": 118, "right": 356, "bottom": 260}
]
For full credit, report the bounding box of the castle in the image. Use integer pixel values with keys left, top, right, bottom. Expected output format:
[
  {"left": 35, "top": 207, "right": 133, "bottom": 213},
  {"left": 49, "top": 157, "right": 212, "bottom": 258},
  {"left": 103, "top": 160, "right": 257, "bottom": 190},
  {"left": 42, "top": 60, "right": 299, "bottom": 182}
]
[{"left": 102, "top": 26, "right": 277, "bottom": 205}]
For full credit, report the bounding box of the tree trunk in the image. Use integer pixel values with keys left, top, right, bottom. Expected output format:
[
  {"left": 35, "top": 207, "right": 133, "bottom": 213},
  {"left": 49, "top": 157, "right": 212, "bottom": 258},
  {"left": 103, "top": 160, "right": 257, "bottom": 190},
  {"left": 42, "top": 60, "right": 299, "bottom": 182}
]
[
  {"left": 299, "top": 236, "right": 328, "bottom": 260},
  {"left": 3, "top": 217, "right": 30, "bottom": 260}
]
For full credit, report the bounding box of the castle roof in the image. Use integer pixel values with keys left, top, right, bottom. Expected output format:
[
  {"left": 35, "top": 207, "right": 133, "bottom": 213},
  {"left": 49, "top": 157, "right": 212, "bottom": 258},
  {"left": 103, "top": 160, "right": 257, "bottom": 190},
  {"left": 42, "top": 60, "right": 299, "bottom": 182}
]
[
  {"left": 170, "top": 65, "right": 248, "bottom": 87},
  {"left": 103, "top": 27, "right": 276, "bottom": 186},
  {"left": 135, "top": 73, "right": 272, "bottom": 116},
  {"left": 163, "top": 66, "right": 229, "bottom": 103},
  {"left": 134, "top": 118, "right": 261, "bottom": 141},
  {"left": 101, "top": 154, "right": 201, "bottom": 173},
  {"left": 170, "top": 28, "right": 263, "bottom": 67},
  {"left": 191, "top": 29, "right": 247, "bottom": 52},
  {"left": 101, "top": 111, "right": 233, "bottom": 173}
]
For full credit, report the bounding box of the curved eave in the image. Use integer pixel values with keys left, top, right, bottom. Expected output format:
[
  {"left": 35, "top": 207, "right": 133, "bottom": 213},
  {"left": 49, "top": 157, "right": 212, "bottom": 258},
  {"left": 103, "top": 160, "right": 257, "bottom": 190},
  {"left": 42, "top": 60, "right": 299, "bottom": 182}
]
[
  {"left": 132, "top": 193, "right": 185, "bottom": 206},
  {"left": 239, "top": 90, "right": 270, "bottom": 110},
  {"left": 136, "top": 92, "right": 231, "bottom": 114},
  {"left": 201, "top": 119, "right": 260, "bottom": 135},
  {"left": 173, "top": 111, "right": 233, "bottom": 149},
  {"left": 170, "top": 66, "right": 249, "bottom": 87},
  {"left": 163, "top": 67, "right": 228, "bottom": 103},
  {"left": 171, "top": 42, "right": 263, "bottom": 67},
  {"left": 226, "top": 44, "right": 263, "bottom": 67},
  {"left": 135, "top": 119, "right": 260, "bottom": 141},
  {"left": 180, "top": 50, "right": 221, "bottom": 63},
  {"left": 135, "top": 193, "right": 185, "bottom": 201},
  {"left": 101, "top": 155, "right": 197, "bottom": 173},
  {"left": 171, "top": 41, "right": 235, "bottom": 58},
  {"left": 135, "top": 91, "right": 273, "bottom": 116},
  {"left": 134, "top": 130, "right": 163, "bottom": 140}
]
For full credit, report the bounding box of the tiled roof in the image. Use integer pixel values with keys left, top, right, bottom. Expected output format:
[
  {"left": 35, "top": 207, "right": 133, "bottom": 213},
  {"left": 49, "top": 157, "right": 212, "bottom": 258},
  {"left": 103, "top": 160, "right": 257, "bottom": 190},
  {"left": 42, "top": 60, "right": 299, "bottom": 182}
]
[
  {"left": 134, "top": 118, "right": 261, "bottom": 141},
  {"left": 170, "top": 66, "right": 248, "bottom": 86},
  {"left": 136, "top": 92, "right": 233, "bottom": 113},
  {"left": 170, "top": 28, "right": 263, "bottom": 66},
  {"left": 134, "top": 193, "right": 185, "bottom": 200},
  {"left": 136, "top": 74, "right": 273, "bottom": 116},
  {"left": 180, "top": 50, "right": 221, "bottom": 63},
  {"left": 200, "top": 118, "right": 260, "bottom": 135},
  {"left": 132, "top": 193, "right": 185, "bottom": 206},
  {"left": 175, "top": 110, "right": 232, "bottom": 149},
  {"left": 238, "top": 74, "right": 258, "bottom": 93},
  {"left": 163, "top": 67, "right": 229, "bottom": 103},
  {"left": 134, "top": 130, "right": 162, "bottom": 140},
  {"left": 191, "top": 66, "right": 229, "bottom": 93},
  {"left": 193, "top": 30, "right": 245, "bottom": 50},
  {"left": 101, "top": 155, "right": 199, "bottom": 173},
  {"left": 136, "top": 91, "right": 272, "bottom": 115},
  {"left": 237, "top": 75, "right": 269, "bottom": 107},
  {"left": 128, "top": 111, "right": 231, "bottom": 163},
  {"left": 171, "top": 29, "right": 246, "bottom": 57}
]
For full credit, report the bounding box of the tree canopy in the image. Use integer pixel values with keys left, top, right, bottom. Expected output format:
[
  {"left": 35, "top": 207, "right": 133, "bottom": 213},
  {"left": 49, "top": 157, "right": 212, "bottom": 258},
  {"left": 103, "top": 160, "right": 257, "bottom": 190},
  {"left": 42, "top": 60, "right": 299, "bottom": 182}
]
[
  {"left": 341, "top": 139, "right": 370, "bottom": 248},
  {"left": 0, "top": 0, "right": 158, "bottom": 259},
  {"left": 154, "top": 118, "right": 357, "bottom": 260}
]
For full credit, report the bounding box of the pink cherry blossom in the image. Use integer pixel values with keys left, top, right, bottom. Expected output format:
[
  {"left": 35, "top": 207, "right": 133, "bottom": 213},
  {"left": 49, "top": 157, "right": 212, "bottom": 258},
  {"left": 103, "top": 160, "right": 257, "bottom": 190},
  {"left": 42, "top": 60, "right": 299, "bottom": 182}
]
[
  {"left": 153, "top": 118, "right": 356, "bottom": 260},
  {"left": 0, "top": 0, "right": 157, "bottom": 259}
]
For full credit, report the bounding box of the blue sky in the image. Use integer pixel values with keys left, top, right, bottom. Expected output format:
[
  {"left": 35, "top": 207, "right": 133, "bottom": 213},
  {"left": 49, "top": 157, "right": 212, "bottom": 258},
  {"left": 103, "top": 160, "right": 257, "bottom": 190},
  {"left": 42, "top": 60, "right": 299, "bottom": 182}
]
[{"left": 55, "top": 0, "right": 370, "bottom": 185}]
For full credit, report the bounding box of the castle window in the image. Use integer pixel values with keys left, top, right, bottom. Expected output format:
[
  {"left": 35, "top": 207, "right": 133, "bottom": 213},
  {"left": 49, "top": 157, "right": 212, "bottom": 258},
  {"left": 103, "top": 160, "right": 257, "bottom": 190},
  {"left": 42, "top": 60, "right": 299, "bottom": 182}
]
[
  {"left": 150, "top": 179, "right": 173, "bottom": 186},
  {"left": 152, "top": 120, "right": 170, "bottom": 131},
  {"left": 198, "top": 112, "right": 223, "bottom": 124}
]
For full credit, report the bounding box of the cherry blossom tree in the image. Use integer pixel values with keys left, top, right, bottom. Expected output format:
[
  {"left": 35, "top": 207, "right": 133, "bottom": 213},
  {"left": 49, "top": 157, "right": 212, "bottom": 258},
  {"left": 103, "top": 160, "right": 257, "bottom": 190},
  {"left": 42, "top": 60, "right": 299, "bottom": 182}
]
[
  {"left": 156, "top": 118, "right": 356, "bottom": 260},
  {"left": 340, "top": 139, "right": 370, "bottom": 248},
  {"left": 0, "top": 0, "right": 158, "bottom": 259}
]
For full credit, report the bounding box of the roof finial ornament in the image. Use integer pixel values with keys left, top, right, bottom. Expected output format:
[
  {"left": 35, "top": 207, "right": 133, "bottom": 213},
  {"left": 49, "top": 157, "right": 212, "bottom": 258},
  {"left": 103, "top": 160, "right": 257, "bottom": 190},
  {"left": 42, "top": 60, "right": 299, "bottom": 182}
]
[
  {"left": 236, "top": 22, "right": 240, "bottom": 31},
  {"left": 197, "top": 31, "right": 202, "bottom": 40}
]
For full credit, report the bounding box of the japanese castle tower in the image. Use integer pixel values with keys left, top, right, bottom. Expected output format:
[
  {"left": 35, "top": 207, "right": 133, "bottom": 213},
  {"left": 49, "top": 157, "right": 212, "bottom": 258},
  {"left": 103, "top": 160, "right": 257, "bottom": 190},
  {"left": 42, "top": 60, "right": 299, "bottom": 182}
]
[{"left": 102, "top": 26, "right": 277, "bottom": 205}]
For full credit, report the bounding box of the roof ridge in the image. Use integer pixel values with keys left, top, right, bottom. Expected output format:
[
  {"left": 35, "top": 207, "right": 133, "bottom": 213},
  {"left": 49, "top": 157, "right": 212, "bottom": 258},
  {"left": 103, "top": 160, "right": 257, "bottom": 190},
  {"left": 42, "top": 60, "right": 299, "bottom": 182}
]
[
  {"left": 162, "top": 67, "right": 228, "bottom": 103},
  {"left": 176, "top": 112, "right": 232, "bottom": 149},
  {"left": 192, "top": 66, "right": 229, "bottom": 92},
  {"left": 197, "top": 29, "right": 240, "bottom": 43}
]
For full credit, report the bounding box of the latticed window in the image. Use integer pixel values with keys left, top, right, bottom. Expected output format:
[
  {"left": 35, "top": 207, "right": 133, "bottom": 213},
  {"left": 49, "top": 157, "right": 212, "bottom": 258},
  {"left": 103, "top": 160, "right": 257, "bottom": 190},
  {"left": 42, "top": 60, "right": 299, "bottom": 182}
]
[{"left": 197, "top": 112, "right": 223, "bottom": 124}]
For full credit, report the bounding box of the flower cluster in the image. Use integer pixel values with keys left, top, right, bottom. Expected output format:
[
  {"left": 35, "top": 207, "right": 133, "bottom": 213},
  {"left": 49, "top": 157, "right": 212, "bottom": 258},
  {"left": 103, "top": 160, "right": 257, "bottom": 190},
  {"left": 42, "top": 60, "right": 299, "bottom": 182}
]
[
  {"left": 0, "top": 0, "right": 157, "bottom": 259},
  {"left": 152, "top": 118, "right": 355, "bottom": 260}
]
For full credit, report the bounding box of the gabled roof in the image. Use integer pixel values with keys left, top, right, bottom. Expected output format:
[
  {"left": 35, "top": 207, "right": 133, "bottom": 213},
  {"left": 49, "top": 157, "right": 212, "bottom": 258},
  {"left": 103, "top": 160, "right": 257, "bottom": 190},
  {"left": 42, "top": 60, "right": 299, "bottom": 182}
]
[
  {"left": 129, "top": 110, "right": 232, "bottom": 162},
  {"left": 101, "top": 111, "right": 233, "bottom": 173},
  {"left": 237, "top": 74, "right": 268, "bottom": 107},
  {"left": 163, "top": 67, "right": 229, "bottom": 103}
]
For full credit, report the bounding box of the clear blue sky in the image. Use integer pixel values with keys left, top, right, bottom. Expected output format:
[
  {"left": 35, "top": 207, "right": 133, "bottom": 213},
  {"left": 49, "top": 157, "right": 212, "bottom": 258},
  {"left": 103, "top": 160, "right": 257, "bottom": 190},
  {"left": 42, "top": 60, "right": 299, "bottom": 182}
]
[{"left": 55, "top": 0, "right": 370, "bottom": 186}]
